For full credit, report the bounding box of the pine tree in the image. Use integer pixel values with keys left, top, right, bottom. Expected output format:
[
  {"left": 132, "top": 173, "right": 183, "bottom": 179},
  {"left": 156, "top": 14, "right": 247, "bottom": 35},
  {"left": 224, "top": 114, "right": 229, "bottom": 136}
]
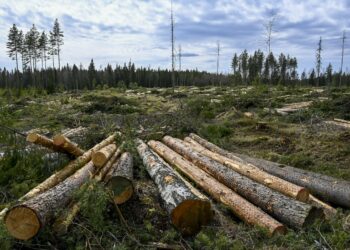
[
  {"left": 38, "top": 31, "right": 49, "bottom": 70},
  {"left": 49, "top": 30, "right": 57, "bottom": 69},
  {"left": 52, "top": 19, "right": 64, "bottom": 70},
  {"left": 6, "top": 24, "right": 20, "bottom": 74}
]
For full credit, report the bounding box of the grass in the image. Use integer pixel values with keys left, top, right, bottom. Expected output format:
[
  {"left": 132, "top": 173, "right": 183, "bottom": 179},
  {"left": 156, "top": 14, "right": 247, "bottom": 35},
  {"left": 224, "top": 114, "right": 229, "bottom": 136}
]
[{"left": 0, "top": 85, "right": 350, "bottom": 249}]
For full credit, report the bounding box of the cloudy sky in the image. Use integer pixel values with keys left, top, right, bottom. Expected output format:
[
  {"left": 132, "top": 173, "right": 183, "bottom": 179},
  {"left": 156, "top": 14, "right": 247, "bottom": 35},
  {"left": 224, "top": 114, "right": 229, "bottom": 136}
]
[{"left": 0, "top": 0, "right": 349, "bottom": 74}]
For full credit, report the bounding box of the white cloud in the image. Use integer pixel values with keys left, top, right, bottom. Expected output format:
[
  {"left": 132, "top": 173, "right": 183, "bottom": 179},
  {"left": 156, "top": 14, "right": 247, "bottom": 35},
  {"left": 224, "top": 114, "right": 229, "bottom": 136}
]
[{"left": 0, "top": 0, "right": 349, "bottom": 73}]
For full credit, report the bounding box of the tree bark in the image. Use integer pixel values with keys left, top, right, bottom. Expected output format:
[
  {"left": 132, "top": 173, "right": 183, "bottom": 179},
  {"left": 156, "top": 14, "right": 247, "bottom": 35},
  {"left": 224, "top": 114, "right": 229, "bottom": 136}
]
[
  {"left": 20, "top": 133, "right": 117, "bottom": 201},
  {"left": 163, "top": 136, "right": 323, "bottom": 229},
  {"left": 136, "top": 139, "right": 212, "bottom": 236},
  {"left": 189, "top": 133, "right": 350, "bottom": 208},
  {"left": 4, "top": 160, "right": 97, "bottom": 240},
  {"left": 94, "top": 148, "right": 122, "bottom": 182},
  {"left": 184, "top": 137, "right": 308, "bottom": 202},
  {"left": 53, "top": 134, "right": 84, "bottom": 157},
  {"left": 148, "top": 140, "right": 286, "bottom": 236},
  {"left": 92, "top": 143, "right": 117, "bottom": 168},
  {"left": 26, "top": 133, "right": 66, "bottom": 153},
  {"left": 105, "top": 152, "right": 134, "bottom": 204}
]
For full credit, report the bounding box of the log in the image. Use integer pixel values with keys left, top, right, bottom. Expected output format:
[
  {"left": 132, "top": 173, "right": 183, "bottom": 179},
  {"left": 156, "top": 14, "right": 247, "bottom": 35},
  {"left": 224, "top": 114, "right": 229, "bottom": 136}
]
[
  {"left": 189, "top": 133, "right": 350, "bottom": 208},
  {"left": 163, "top": 136, "right": 323, "bottom": 229},
  {"left": 26, "top": 133, "right": 65, "bottom": 153},
  {"left": 52, "top": 202, "right": 81, "bottom": 235},
  {"left": 92, "top": 143, "right": 117, "bottom": 168},
  {"left": 94, "top": 148, "right": 122, "bottom": 182},
  {"left": 19, "top": 133, "right": 117, "bottom": 201},
  {"left": 53, "top": 134, "right": 84, "bottom": 157},
  {"left": 334, "top": 118, "right": 350, "bottom": 124},
  {"left": 52, "top": 150, "right": 120, "bottom": 235},
  {"left": 184, "top": 137, "right": 308, "bottom": 202},
  {"left": 4, "top": 160, "right": 98, "bottom": 240},
  {"left": 136, "top": 139, "right": 212, "bottom": 236},
  {"left": 148, "top": 140, "right": 286, "bottom": 236},
  {"left": 105, "top": 152, "right": 134, "bottom": 204},
  {"left": 308, "top": 195, "right": 337, "bottom": 219}
]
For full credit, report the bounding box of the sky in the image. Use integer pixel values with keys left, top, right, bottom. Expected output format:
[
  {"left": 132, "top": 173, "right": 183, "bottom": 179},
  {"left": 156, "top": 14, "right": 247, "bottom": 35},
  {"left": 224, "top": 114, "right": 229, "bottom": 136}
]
[{"left": 0, "top": 0, "right": 349, "bottom": 74}]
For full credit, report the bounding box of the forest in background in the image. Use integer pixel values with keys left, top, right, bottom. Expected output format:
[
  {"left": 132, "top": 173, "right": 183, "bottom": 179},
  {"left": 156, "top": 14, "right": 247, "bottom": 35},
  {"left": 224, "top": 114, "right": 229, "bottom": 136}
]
[{"left": 2, "top": 20, "right": 349, "bottom": 93}]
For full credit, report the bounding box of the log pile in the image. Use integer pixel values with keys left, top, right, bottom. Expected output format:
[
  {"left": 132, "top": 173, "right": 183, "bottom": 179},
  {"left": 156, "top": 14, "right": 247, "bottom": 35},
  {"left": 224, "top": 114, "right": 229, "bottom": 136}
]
[
  {"left": 1, "top": 131, "right": 135, "bottom": 240},
  {"left": 136, "top": 133, "right": 350, "bottom": 237}
]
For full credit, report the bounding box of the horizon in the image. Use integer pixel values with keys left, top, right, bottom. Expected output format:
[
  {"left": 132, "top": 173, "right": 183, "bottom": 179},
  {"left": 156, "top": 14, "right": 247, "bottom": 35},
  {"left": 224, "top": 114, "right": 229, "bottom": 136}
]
[{"left": 0, "top": 0, "right": 349, "bottom": 74}]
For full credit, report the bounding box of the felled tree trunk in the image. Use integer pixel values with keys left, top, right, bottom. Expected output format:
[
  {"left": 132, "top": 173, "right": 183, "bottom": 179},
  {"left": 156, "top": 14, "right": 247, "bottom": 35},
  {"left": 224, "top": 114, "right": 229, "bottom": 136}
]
[
  {"left": 105, "top": 152, "right": 134, "bottom": 204},
  {"left": 4, "top": 160, "right": 98, "bottom": 240},
  {"left": 184, "top": 137, "right": 308, "bottom": 202},
  {"left": 189, "top": 133, "right": 350, "bottom": 208},
  {"left": 148, "top": 140, "right": 286, "bottom": 236},
  {"left": 92, "top": 144, "right": 117, "bottom": 168},
  {"left": 163, "top": 136, "right": 323, "bottom": 229},
  {"left": 53, "top": 135, "right": 84, "bottom": 157},
  {"left": 136, "top": 139, "right": 212, "bottom": 236},
  {"left": 27, "top": 133, "right": 65, "bottom": 153},
  {"left": 52, "top": 148, "right": 121, "bottom": 235},
  {"left": 20, "top": 133, "right": 117, "bottom": 201},
  {"left": 95, "top": 148, "right": 122, "bottom": 182}
]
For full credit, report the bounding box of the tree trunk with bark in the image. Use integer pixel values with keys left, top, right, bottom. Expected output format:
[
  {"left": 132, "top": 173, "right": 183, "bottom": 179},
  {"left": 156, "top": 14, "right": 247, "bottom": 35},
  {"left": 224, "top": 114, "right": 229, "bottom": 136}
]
[
  {"left": 92, "top": 143, "right": 117, "bottom": 168},
  {"left": 184, "top": 137, "right": 308, "bottom": 201},
  {"left": 148, "top": 140, "right": 286, "bottom": 236},
  {"left": 189, "top": 133, "right": 350, "bottom": 208},
  {"left": 27, "top": 133, "right": 66, "bottom": 153},
  {"left": 163, "top": 136, "right": 323, "bottom": 229},
  {"left": 4, "top": 160, "right": 97, "bottom": 240},
  {"left": 53, "top": 134, "right": 84, "bottom": 157},
  {"left": 105, "top": 152, "right": 134, "bottom": 204},
  {"left": 94, "top": 148, "right": 122, "bottom": 182},
  {"left": 20, "top": 133, "right": 117, "bottom": 201},
  {"left": 136, "top": 139, "right": 212, "bottom": 236}
]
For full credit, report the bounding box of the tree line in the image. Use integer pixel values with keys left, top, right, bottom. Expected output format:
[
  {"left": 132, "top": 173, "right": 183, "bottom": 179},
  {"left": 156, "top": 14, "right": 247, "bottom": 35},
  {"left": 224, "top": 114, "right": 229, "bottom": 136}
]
[{"left": 2, "top": 20, "right": 349, "bottom": 91}]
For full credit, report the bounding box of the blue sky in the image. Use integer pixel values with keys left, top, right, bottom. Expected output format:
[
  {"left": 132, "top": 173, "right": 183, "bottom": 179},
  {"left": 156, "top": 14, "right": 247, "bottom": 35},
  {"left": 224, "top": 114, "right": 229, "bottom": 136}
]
[{"left": 0, "top": 0, "right": 349, "bottom": 74}]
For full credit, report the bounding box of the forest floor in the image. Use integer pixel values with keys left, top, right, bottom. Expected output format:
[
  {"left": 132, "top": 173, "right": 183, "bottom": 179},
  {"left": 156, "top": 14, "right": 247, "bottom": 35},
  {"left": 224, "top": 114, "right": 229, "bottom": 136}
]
[{"left": 0, "top": 85, "right": 350, "bottom": 249}]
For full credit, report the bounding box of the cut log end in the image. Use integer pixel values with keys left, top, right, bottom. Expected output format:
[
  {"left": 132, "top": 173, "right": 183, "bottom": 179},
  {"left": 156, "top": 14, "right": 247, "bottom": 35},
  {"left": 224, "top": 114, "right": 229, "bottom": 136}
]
[
  {"left": 296, "top": 188, "right": 310, "bottom": 202},
  {"left": 107, "top": 177, "right": 134, "bottom": 204},
  {"left": 26, "top": 133, "right": 39, "bottom": 143},
  {"left": 53, "top": 135, "right": 66, "bottom": 146},
  {"left": 272, "top": 225, "right": 287, "bottom": 236},
  {"left": 303, "top": 207, "right": 324, "bottom": 228},
  {"left": 92, "top": 152, "right": 109, "bottom": 168},
  {"left": 5, "top": 206, "right": 41, "bottom": 240},
  {"left": 171, "top": 199, "right": 213, "bottom": 236}
]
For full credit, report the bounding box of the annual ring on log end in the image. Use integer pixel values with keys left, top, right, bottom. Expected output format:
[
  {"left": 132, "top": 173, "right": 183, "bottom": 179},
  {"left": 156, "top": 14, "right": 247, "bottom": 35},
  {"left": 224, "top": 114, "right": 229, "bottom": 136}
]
[
  {"left": 26, "top": 133, "right": 39, "bottom": 142},
  {"left": 296, "top": 188, "right": 310, "bottom": 202},
  {"left": 171, "top": 199, "right": 212, "bottom": 236},
  {"left": 303, "top": 207, "right": 324, "bottom": 227},
  {"left": 5, "top": 206, "right": 41, "bottom": 240},
  {"left": 92, "top": 152, "right": 108, "bottom": 167},
  {"left": 107, "top": 177, "right": 134, "bottom": 204},
  {"left": 53, "top": 135, "right": 66, "bottom": 146}
]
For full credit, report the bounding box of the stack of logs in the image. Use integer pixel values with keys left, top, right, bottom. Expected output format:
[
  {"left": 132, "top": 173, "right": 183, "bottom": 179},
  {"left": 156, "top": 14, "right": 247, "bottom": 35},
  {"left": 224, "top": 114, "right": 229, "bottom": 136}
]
[
  {"left": 1, "top": 130, "right": 134, "bottom": 240},
  {"left": 137, "top": 133, "right": 350, "bottom": 236}
]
